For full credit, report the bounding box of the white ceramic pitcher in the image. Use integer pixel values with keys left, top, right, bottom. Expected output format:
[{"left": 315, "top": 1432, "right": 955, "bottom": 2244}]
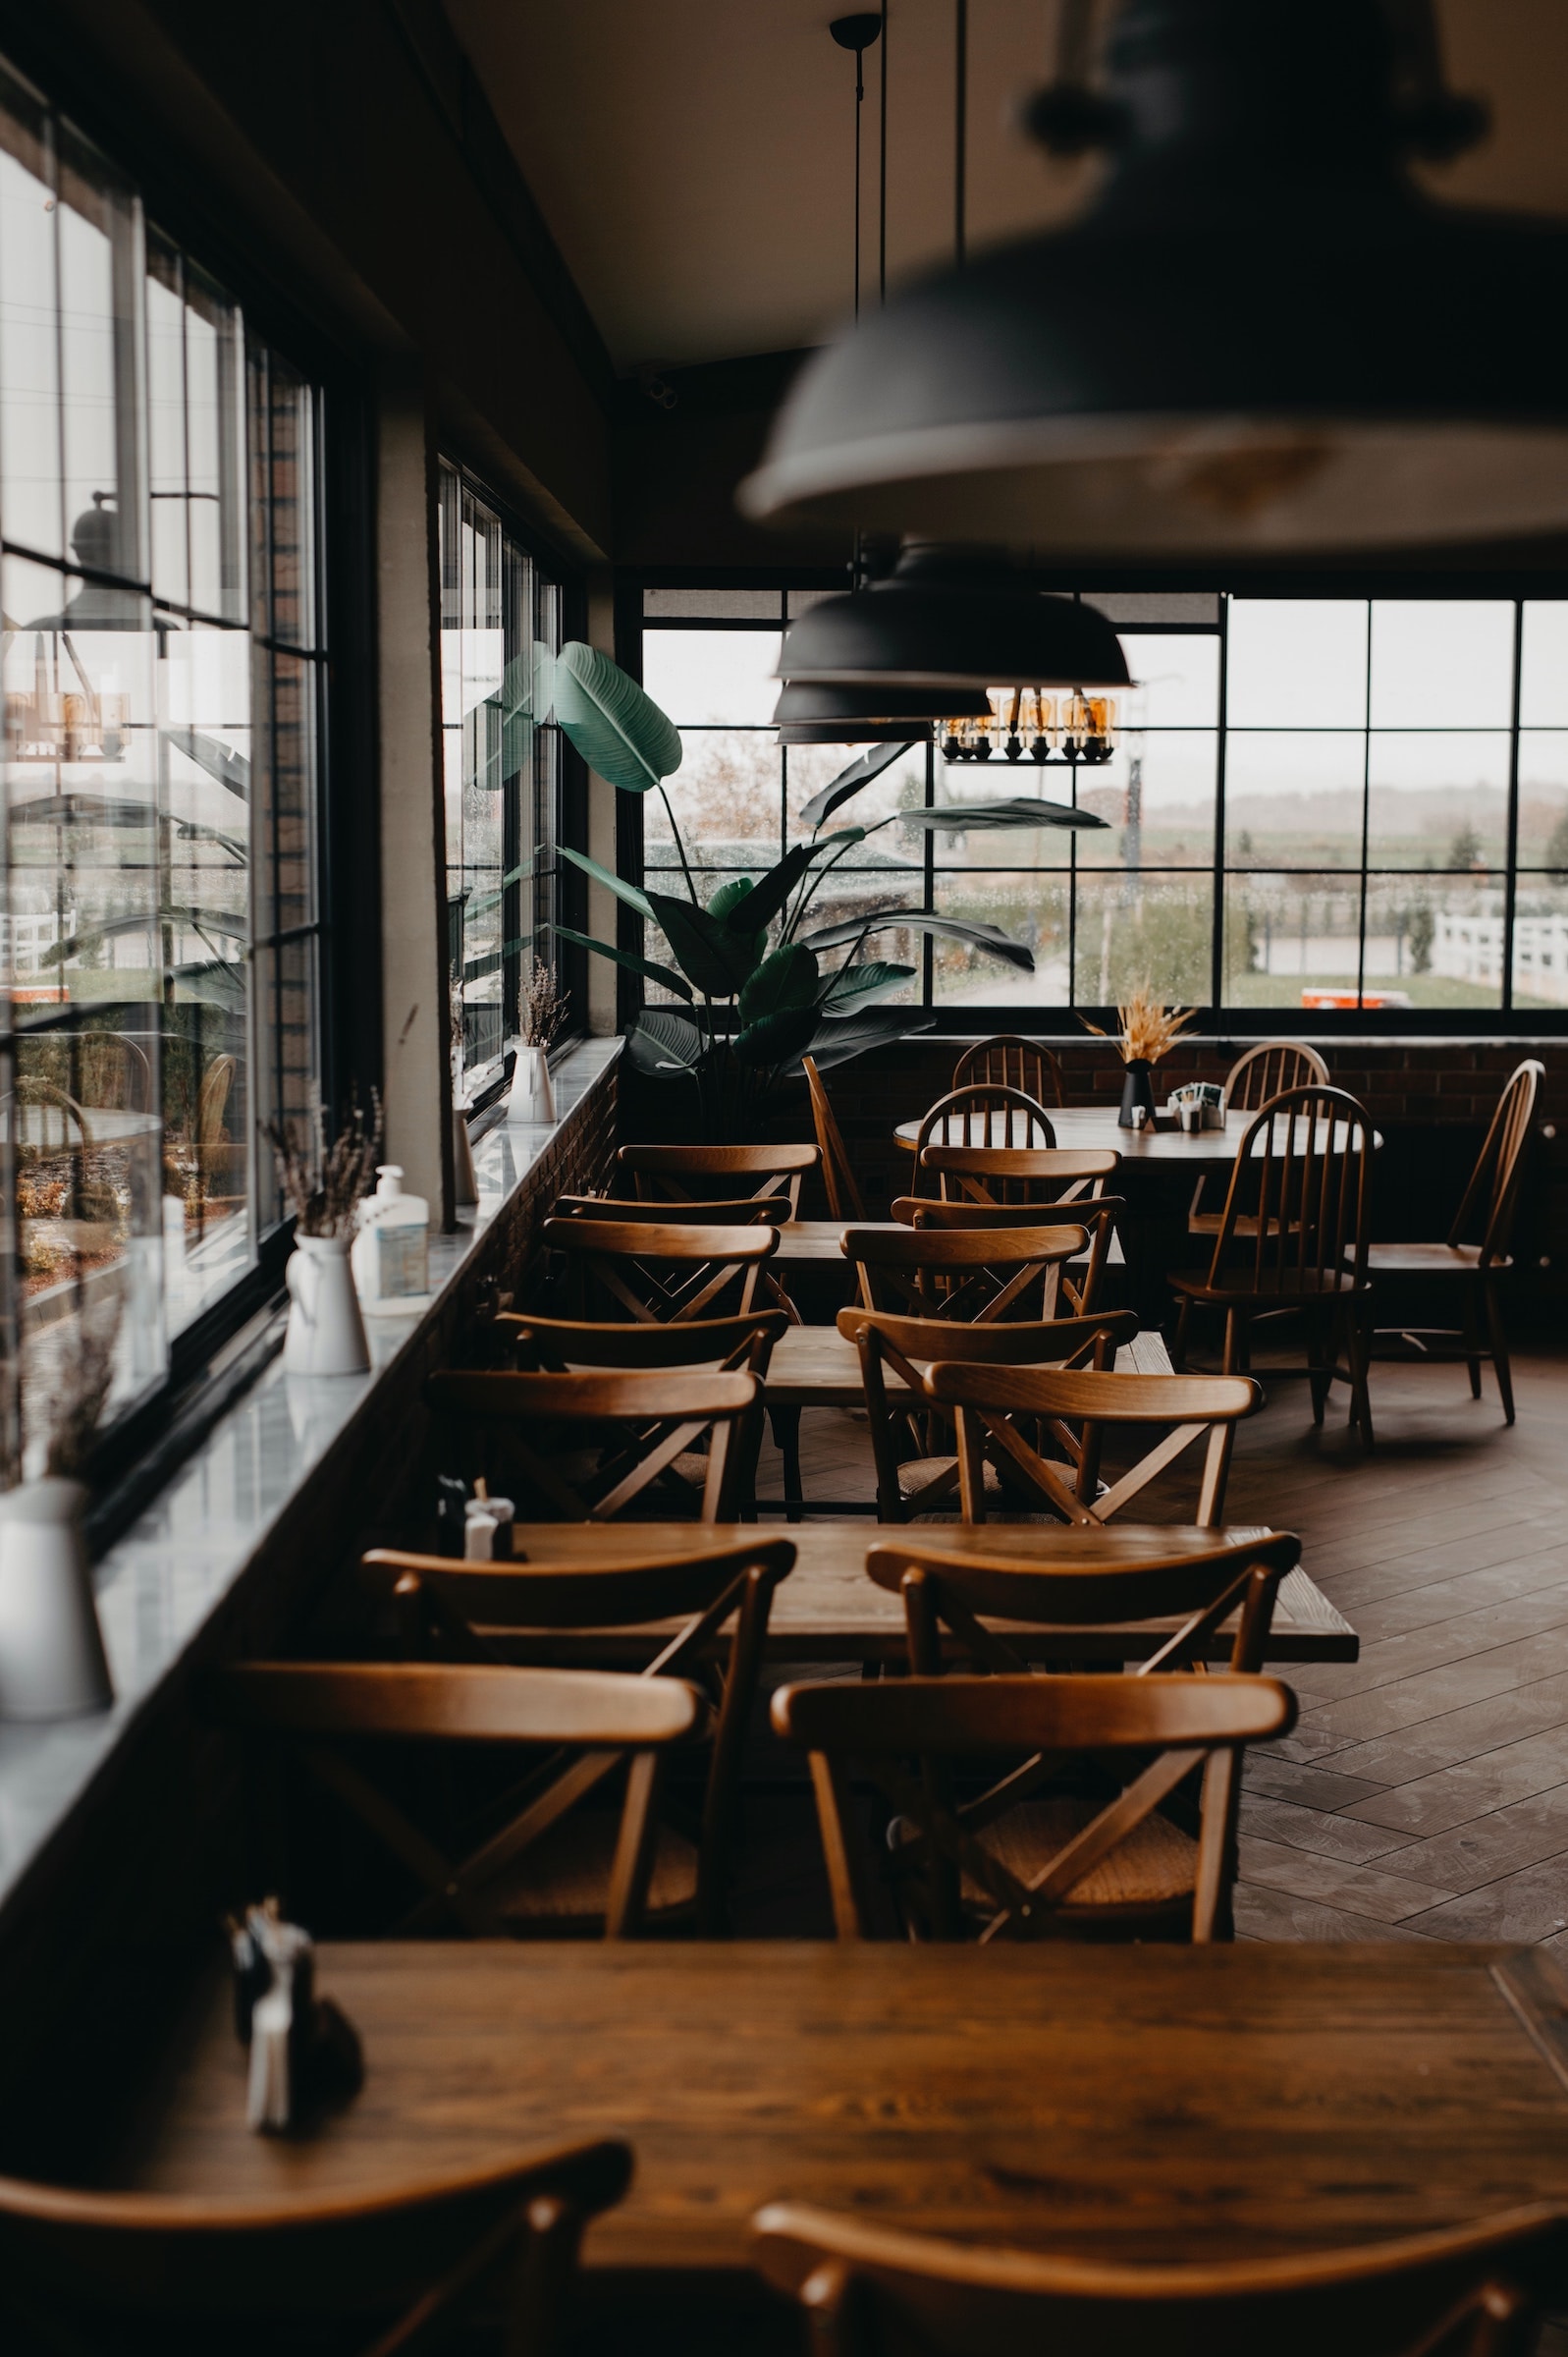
[
  {"left": 0, "top": 1477, "right": 113, "bottom": 1721},
  {"left": 284, "top": 1233, "right": 370, "bottom": 1376}
]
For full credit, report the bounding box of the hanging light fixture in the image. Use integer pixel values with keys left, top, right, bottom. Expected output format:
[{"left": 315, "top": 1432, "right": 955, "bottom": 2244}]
[{"left": 743, "top": 0, "right": 1568, "bottom": 557}]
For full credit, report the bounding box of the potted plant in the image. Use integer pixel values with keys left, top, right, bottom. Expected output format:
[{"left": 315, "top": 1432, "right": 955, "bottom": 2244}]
[
  {"left": 262, "top": 1092, "right": 383, "bottom": 1375},
  {"left": 1082, "top": 987, "right": 1196, "bottom": 1127},
  {"left": 506, "top": 956, "right": 569, "bottom": 1124}
]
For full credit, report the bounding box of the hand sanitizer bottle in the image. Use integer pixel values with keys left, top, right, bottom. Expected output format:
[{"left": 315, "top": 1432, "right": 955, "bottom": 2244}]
[{"left": 351, "top": 1165, "right": 431, "bottom": 1314}]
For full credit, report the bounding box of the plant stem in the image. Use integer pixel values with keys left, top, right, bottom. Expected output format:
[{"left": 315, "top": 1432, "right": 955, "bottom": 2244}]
[{"left": 658, "top": 784, "right": 700, "bottom": 905}]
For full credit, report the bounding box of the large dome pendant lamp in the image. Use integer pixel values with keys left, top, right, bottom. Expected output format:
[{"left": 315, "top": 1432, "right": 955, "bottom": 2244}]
[{"left": 743, "top": 0, "right": 1568, "bottom": 558}]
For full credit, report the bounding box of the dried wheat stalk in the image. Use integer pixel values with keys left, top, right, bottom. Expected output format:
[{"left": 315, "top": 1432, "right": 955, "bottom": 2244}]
[
  {"left": 1081, "top": 985, "right": 1196, "bottom": 1066},
  {"left": 40, "top": 1290, "right": 123, "bottom": 1481},
  {"left": 261, "top": 1088, "right": 383, "bottom": 1238},
  {"left": 520, "top": 956, "right": 568, "bottom": 1050}
]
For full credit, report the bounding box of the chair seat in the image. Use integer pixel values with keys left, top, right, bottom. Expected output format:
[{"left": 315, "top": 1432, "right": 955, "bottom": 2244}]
[
  {"left": 964, "top": 1797, "right": 1198, "bottom": 1910},
  {"left": 492, "top": 1808, "right": 699, "bottom": 1928},
  {"left": 1168, "top": 1267, "right": 1368, "bottom": 1305},
  {"left": 1187, "top": 1212, "right": 1292, "bottom": 1238},
  {"left": 1356, "top": 1241, "right": 1503, "bottom": 1276},
  {"left": 896, "top": 1454, "right": 998, "bottom": 1501}
]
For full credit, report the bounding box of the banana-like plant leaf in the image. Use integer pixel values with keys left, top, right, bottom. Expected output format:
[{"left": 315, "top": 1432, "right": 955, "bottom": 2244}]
[
  {"left": 646, "top": 891, "right": 761, "bottom": 998},
  {"left": 42, "top": 904, "right": 249, "bottom": 965},
  {"left": 780, "top": 1004, "right": 935, "bottom": 1077},
  {"left": 559, "top": 843, "right": 654, "bottom": 921},
  {"left": 553, "top": 640, "right": 682, "bottom": 793},
  {"left": 625, "top": 1008, "right": 704, "bottom": 1076},
  {"left": 735, "top": 1002, "right": 822, "bottom": 1069},
  {"left": 163, "top": 727, "right": 250, "bottom": 800},
  {"left": 799, "top": 907, "right": 1037, "bottom": 974},
  {"left": 557, "top": 922, "right": 692, "bottom": 1002},
  {"left": 902, "top": 797, "right": 1107, "bottom": 832},
  {"left": 12, "top": 793, "right": 158, "bottom": 829},
  {"left": 797, "top": 741, "right": 913, "bottom": 830},
  {"left": 707, "top": 877, "right": 755, "bottom": 924},
  {"left": 739, "top": 942, "right": 819, "bottom": 1027},
  {"left": 818, "top": 959, "right": 915, "bottom": 1014},
  {"left": 728, "top": 828, "right": 863, "bottom": 937}
]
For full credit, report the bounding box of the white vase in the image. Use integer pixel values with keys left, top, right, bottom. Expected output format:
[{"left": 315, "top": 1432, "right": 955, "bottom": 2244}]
[
  {"left": 284, "top": 1233, "right": 370, "bottom": 1376},
  {"left": 507, "top": 1045, "right": 555, "bottom": 1124},
  {"left": 0, "top": 1477, "right": 113, "bottom": 1721}
]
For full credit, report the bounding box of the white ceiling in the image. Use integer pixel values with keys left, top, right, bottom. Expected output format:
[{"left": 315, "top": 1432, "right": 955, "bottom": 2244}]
[{"left": 443, "top": 0, "right": 1568, "bottom": 376}]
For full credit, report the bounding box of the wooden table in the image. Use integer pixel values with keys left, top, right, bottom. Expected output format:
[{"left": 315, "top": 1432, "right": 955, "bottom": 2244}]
[
  {"left": 895, "top": 1107, "right": 1379, "bottom": 1161},
  {"left": 774, "top": 1218, "right": 1123, "bottom": 1272},
  {"left": 493, "top": 1516, "right": 1355, "bottom": 1665},
  {"left": 759, "top": 1321, "right": 1170, "bottom": 1410},
  {"left": 123, "top": 1943, "right": 1568, "bottom": 2283}
]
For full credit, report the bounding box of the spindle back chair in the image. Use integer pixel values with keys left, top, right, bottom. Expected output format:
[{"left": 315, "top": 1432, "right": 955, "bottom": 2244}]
[
  {"left": 1189, "top": 1040, "right": 1330, "bottom": 1234},
  {"left": 909, "top": 1085, "right": 1055, "bottom": 1199},
  {"left": 803, "top": 1053, "right": 865, "bottom": 1221},
  {"left": 951, "top": 1033, "right": 1067, "bottom": 1108}
]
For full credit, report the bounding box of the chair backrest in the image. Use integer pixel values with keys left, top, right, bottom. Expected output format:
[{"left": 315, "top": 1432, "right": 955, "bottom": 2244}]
[
  {"left": 552, "top": 1193, "right": 791, "bottom": 1228},
  {"left": 921, "top": 1362, "right": 1262, "bottom": 1527},
  {"left": 1202, "top": 1085, "right": 1374, "bottom": 1295},
  {"left": 360, "top": 1536, "right": 795, "bottom": 1937},
  {"left": 868, "top": 1527, "right": 1300, "bottom": 1677},
  {"left": 540, "top": 1214, "right": 780, "bottom": 1323},
  {"left": 1222, "top": 1039, "right": 1329, "bottom": 1111},
  {"left": 751, "top": 2201, "right": 1565, "bottom": 2357},
  {"left": 500, "top": 1309, "right": 787, "bottom": 1378},
  {"left": 911, "top": 1086, "right": 1056, "bottom": 1196},
  {"left": 1451, "top": 1058, "right": 1543, "bottom": 1265},
  {"left": 771, "top": 1670, "right": 1295, "bottom": 1942},
  {"left": 842, "top": 1221, "right": 1089, "bottom": 1324},
  {"left": 910, "top": 1143, "right": 1117, "bottom": 1209},
  {"left": 803, "top": 1053, "right": 865, "bottom": 1221},
  {"left": 838, "top": 1305, "right": 1138, "bottom": 1520},
  {"left": 615, "top": 1140, "right": 818, "bottom": 1216},
  {"left": 0, "top": 2140, "right": 633, "bottom": 2347},
  {"left": 427, "top": 1365, "right": 763, "bottom": 1520},
  {"left": 897, "top": 1190, "right": 1124, "bottom": 1317},
  {"left": 952, "top": 1034, "right": 1067, "bottom": 1108}
]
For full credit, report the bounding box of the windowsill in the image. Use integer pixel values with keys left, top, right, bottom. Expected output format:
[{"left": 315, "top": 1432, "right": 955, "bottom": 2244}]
[{"left": 0, "top": 1037, "right": 621, "bottom": 1934}]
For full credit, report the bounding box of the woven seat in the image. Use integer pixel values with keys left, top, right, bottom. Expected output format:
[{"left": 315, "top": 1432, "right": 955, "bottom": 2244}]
[
  {"left": 494, "top": 1809, "right": 700, "bottom": 1928},
  {"left": 949, "top": 1796, "right": 1196, "bottom": 1913}
]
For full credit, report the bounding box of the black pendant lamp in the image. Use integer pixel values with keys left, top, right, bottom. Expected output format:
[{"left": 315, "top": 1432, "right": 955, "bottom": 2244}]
[
  {"left": 743, "top": 0, "right": 1568, "bottom": 556},
  {"left": 774, "top": 676, "right": 992, "bottom": 745}
]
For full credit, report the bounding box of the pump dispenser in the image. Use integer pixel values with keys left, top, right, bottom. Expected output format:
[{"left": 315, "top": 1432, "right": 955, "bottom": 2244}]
[{"left": 351, "top": 1164, "right": 431, "bottom": 1313}]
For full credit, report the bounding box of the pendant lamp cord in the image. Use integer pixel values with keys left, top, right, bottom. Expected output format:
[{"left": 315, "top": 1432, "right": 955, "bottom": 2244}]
[
  {"left": 879, "top": 3, "right": 889, "bottom": 303},
  {"left": 853, "top": 40, "right": 863, "bottom": 319},
  {"left": 954, "top": 0, "right": 966, "bottom": 269}
]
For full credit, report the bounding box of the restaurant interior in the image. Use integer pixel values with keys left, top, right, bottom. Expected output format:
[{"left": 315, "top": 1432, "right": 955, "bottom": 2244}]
[{"left": 5, "top": 0, "right": 1568, "bottom": 2349}]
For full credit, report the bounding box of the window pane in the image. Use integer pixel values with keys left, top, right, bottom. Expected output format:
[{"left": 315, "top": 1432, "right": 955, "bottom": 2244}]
[
  {"left": 1369, "top": 601, "right": 1514, "bottom": 729},
  {"left": 1224, "top": 731, "right": 1365, "bottom": 866},
  {"left": 1226, "top": 600, "right": 1367, "bottom": 728},
  {"left": 1072, "top": 730, "right": 1217, "bottom": 867},
  {"left": 146, "top": 236, "right": 188, "bottom": 609},
  {"left": 1514, "top": 878, "right": 1568, "bottom": 1007},
  {"left": 1521, "top": 602, "right": 1568, "bottom": 728},
  {"left": 184, "top": 263, "right": 244, "bottom": 622},
  {"left": 1364, "top": 874, "right": 1502, "bottom": 1009},
  {"left": 56, "top": 123, "right": 142, "bottom": 585},
  {"left": 252, "top": 931, "right": 318, "bottom": 1226},
  {"left": 1120, "top": 632, "right": 1220, "bottom": 727},
  {"left": 251, "top": 351, "right": 315, "bottom": 650},
  {"left": 787, "top": 739, "right": 925, "bottom": 850},
  {"left": 932, "top": 870, "right": 1068, "bottom": 1006},
  {"left": 1518, "top": 732, "right": 1568, "bottom": 870},
  {"left": 640, "top": 628, "right": 783, "bottom": 725},
  {"left": 0, "top": 72, "right": 62, "bottom": 557},
  {"left": 1220, "top": 872, "right": 1364, "bottom": 1007},
  {"left": 251, "top": 645, "right": 314, "bottom": 939},
  {"left": 1073, "top": 871, "right": 1212, "bottom": 1007},
  {"left": 655, "top": 729, "right": 783, "bottom": 866},
  {"left": 1366, "top": 732, "right": 1510, "bottom": 869}
]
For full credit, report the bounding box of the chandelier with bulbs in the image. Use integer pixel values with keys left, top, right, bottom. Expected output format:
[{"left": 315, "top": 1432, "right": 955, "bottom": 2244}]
[{"left": 940, "top": 687, "right": 1117, "bottom": 765}]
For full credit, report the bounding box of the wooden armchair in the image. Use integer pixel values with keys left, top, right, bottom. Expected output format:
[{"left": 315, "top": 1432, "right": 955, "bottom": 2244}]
[
  {"left": 838, "top": 1305, "right": 1137, "bottom": 1520},
  {"left": 753, "top": 2201, "right": 1564, "bottom": 2357},
  {"left": 842, "top": 1220, "right": 1090, "bottom": 1325},
  {"left": 920, "top": 1363, "right": 1262, "bottom": 1527},
  {"left": 770, "top": 1670, "right": 1295, "bottom": 1943},
  {"left": 212, "top": 1661, "right": 711, "bottom": 1941},
  {"left": 615, "top": 1140, "right": 818, "bottom": 1215},
  {"left": 894, "top": 1191, "right": 1125, "bottom": 1317},
  {"left": 360, "top": 1534, "right": 795, "bottom": 1937},
  {"left": 0, "top": 2138, "right": 632, "bottom": 2357},
  {"left": 539, "top": 1214, "right": 781, "bottom": 1324}
]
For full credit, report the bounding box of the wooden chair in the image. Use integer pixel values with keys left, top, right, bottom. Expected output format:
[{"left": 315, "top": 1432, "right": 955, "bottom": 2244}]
[
  {"left": 912, "top": 1141, "right": 1117, "bottom": 1208},
  {"left": 539, "top": 1214, "right": 780, "bottom": 1323},
  {"left": 1168, "top": 1084, "right": 1376, "bottom": 1441},
  {"left": 615, "top": 1140, "right": 818, "bottom": 1215},
  {"left": 952, "top": 1032, "right": 1067, "bottom": 1107},
  {"left": 770, "top": 1670, "right": 1296, "bottom": 1942},
  {"left": 499, "top": 1308, "right": 786, "bottom": 1377},
  {"left": 1360, "top": 1058, "right": 1542, "bottom": 1423},
  {"left": 1188, "top": 1040, "right": 1329, "bottom": 1236},
  {"left": 752, "top": 2200, "right": 1566, "bottom": 2357},
  {"left": 871, "top": 1528, "right": 1300, "bottom": 1680},
  {"left": 361, "top": 1535, "right": 795, "bottom": 1936},
  {"left": 0, "top": 2139, "right": 633, "bottom": 2357},
  {"left": 894, "top": 1192, "right": 1126, "bottom": 1318},
  {"left": 213, "top": 1661, "right": 711, "bottom": 1941},
  {"left": 426, "top": 1366, "right": 763, "bottom": 1520},
  {"left": 804, "top": 1052, "right": 865, "bottom": 1221},
  {"left": 909, "top": 1086, "right": 1055, "bottom": 1198},
  {"left": 838, "top": 1305, "right": 1138, "bottom": 1520},
  {"left": 842, "top": 1220, "right": 1090, "bottom": 1326},
  {"left": 552, "top": 1193, "right": 791, "bottom": 1229},
  {"left": 920, "top": 1363, "right": 1262, "bottom": 1527}
]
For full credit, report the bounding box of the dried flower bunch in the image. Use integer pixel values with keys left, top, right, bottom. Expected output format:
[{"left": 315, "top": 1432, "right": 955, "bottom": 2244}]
[
  {"left": 39, "top": 1290, "right": 122, "bottom": 1481},
  {"left": 520, "top": 956, "right": 569, "bottom": 1051},
  {"left": 1082, "top": 986, "right": 1196, "bottom": 1067},
  {"left": 261, "top": 1089, "right": 383, "bottom": 1239}
]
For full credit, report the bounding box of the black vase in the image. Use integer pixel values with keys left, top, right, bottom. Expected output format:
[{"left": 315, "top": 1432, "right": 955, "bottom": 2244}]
[{"left": 1117, "top": 1058, "right": 1157, "bottom": 1129}]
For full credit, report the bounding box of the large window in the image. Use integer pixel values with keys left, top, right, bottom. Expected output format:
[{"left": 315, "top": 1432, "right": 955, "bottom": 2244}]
[
  {"left": 439, "top": 461, "right": 566, "bottom": 1098},
  {"left": 637, "top": 586, "right": 1568, "bottom": 1023},
  {"left": 0, "top": 56, "right": 326, "bottom": 1457}
]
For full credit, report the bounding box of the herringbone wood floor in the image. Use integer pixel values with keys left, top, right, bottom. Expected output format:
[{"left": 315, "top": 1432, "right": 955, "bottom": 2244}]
[{"left": 752, "top": 1344, "right": 1568, "bottom": 1943}]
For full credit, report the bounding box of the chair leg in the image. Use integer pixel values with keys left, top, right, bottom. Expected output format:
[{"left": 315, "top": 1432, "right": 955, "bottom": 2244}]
[
  {"left": 1172, "top": 1294, "right": 1192, "bottom": 1371},
  {"left": 1484, "top": 1278, "right": 1517, "bottom": 1425},
  {"left": 771, "top": 1406, "right": 804, "bottom": 1523},
  {"left": 1344, "top": 1301, "right": 1375, "bottom": 1449},
  {"left": 1221, "top": 1306, "right": 1240, "bottom": 1376},
  {"left": 1460, "top": 1281, "right": 1484, "bottom": 1400},
  {"left": 1307, "top": 1315, "right": 1329, "bottom": 1426}
]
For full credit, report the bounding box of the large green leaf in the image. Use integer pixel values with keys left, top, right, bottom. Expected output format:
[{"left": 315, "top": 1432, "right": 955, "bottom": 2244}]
[
  {"left": 625, "top": 1009, "right": 705, "bottom": 1076},
  {"left": 735, "top": 1002, "right": 822, "bottom": 1069},
  {"left": 559, "top": 843, "right": 653, "bottom": 921},
  {"left": 782, "top": 1004, "right": 935, "bottom": 1077},
  {"left": 797, "top": 742, "right": 913, "bottom": 830},
  {"left": 707, "top": 877, "right": 755, "bottom": 925},
  {"left": 557, "top": 922, "right": 692, "bottom": 1002},
  {"left": 739, "top": 943, "right": 819, "bottom": 1027},
  {"left": 902, "top": 797, "right": 1107, "bottom": 833},
  {"left": 553, "top": 641, "right": 682, "bottom": 793},
  {"left": 730, "top": 829, "right": 864, "bottom": 937},
  {"left": 646, "top": 891, "right": 761, "bottom": 998},
  {"left": 799, "top": 906, "right": 1037, "bottom": 974},
  {"left": 818, "top": 959, "right": 914, "bottom": 1014}
]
